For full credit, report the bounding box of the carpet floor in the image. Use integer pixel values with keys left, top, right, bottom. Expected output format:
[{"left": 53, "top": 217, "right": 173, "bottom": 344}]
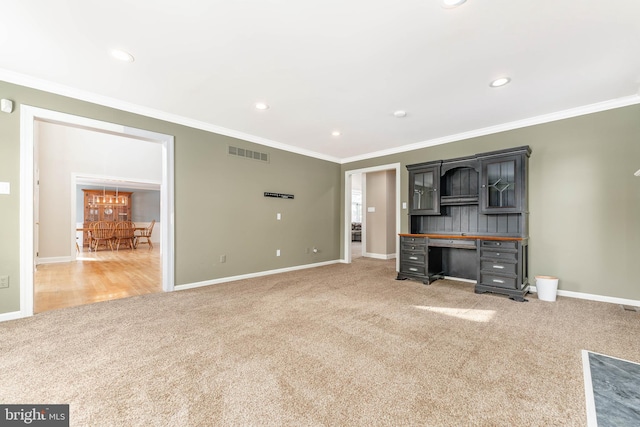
[{"left": 1, "top": 257, "right": 639, "bottom": 426}]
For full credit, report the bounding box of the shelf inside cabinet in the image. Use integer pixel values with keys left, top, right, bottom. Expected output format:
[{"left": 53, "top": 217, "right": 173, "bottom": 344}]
[{"left": 440, "top": 195, "right": 479, "bottom": 206}]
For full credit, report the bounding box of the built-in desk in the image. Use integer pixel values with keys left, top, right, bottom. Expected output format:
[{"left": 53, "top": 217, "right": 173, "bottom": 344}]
[
  {"left": 397, "top": 233, "right": 529, "bottom": 301},
  {"left": 401, "top": 146, "right": 531, "bottom": 301}
]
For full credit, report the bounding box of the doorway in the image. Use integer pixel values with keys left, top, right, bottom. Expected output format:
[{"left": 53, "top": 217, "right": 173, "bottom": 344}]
[
  {"left": 34, "top": 175, "right": 162, "bottom": 313},
  {"left": 350, "top": 173, "right": 363, "bottom": 260},
  {"left": 19, "top": 106, "right": 175, "bottom": 318},
  {"left": 343, "top": 163, "right": 401, "bottom": 269}
]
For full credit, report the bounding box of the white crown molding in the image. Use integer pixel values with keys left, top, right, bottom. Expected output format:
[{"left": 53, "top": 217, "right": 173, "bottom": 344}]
[
  {"left": 3, "top": 68, "right": 639, "bottom": 165},
  {"left": 340, "top": 94, "right": 640, "bottom": 164},
  {"left": 0, "top": 69, "right": 341, "bottom": 163}
]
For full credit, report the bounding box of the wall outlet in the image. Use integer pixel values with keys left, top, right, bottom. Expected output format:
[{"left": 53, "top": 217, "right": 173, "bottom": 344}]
[
  {"left": 276, "top": 213, "right": 281, "bottom": 220},
  {"left": 276, "top": 249, "right": 281, "bottom": 256},
  {"left": 0, "top": 275, "right": 9, "bottom": 288},
  {"left": 219, "top": 255, "right": 226, "bottom": 263},
  {"left": 0, "top": 182, "right": 10, "bottom": 195}
]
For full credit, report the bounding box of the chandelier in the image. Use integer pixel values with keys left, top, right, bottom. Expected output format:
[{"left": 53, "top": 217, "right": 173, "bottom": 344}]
[{"left": 89, "top": 187, "right": 127, "bottom": 207}]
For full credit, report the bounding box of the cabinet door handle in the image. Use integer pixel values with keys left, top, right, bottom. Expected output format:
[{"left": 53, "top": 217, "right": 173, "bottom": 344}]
[
  {"left": 492, "top": 279, "right": 505, "bottom": 284},
  {"left": 411, "top": 246, "right": 415, "bottom": 250},
  {"left": 409, "top": 256, "right": 418, "bottom": 260},
  {"left": 409, "top": 268, "right": 418, "bottom": 272},
  {"left": 493, "top": 265, "right": 504, "bottom": 269},
  {"left": 496, "top": 253, "right": 500, "bottom": 256}
]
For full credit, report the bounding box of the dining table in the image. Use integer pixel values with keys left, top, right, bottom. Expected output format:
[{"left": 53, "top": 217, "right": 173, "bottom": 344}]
[{"left": 76, "top": 226, "right": 148, "bottom": 250}]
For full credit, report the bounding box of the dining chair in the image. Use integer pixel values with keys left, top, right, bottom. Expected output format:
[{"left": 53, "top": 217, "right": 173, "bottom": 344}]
[
  {"left": 114, "top": 221, "right": 136, "bottom": 250},
  {"left": 134, "top": 220, "right": 155, "bottom": 250},
  {"left": 91, "top": 221, "right": 114, "bottom": 251}
]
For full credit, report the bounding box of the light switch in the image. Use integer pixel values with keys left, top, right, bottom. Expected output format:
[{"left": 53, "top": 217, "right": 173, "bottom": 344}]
[
  {"left": 276, "top": 213, "right": 281, "bottom": 220},
  {"left": 0, "top": 182, "right": 10, "bottom": 195},
  {"left": 367, "top": 207, "right": 375, "bottom": 213},
  {"left": 402, "top": 202, "right": 407, "bottom": 209}
]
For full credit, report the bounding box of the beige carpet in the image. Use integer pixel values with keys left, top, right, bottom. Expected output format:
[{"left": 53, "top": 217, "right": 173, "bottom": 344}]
[{"left": 1, "top": 258, "right": 639, "bottom": 426}]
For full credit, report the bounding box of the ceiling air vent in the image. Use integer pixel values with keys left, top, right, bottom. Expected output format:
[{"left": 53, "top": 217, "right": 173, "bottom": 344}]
[{"left": 228, "top": 145, "right": 269, "bottom": 163}]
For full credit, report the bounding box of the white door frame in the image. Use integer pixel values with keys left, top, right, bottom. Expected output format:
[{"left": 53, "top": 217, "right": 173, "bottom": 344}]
[
  {"left": 19, "top": 105, "right": 175, "bottom": 318},
  {"left": 343, "top": 163, "right": 401, "bottom": 270}
]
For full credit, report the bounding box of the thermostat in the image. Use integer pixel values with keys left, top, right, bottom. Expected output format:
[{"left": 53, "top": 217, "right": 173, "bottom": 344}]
[{"left": 0, "top": 99, "right": 13, "bottom": 113}]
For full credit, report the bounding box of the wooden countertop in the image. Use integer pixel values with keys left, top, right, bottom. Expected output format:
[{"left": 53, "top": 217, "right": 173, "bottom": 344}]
[{"left": 399, "top": 233, "right": 524, "bottom": 241}]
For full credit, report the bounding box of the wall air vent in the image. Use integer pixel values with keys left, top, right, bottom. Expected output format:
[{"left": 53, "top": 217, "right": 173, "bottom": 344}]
[{"left": 228, "top": 145, "right": 269, "bottom": 163}]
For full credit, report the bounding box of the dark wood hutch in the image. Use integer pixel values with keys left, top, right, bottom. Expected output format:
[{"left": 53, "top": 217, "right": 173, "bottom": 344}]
[
  {"left": 397, "top": 146, "right": 531, "bottom": 301},
  {"left": 81, "top": 189, "right": 133, "bottom": 247}
]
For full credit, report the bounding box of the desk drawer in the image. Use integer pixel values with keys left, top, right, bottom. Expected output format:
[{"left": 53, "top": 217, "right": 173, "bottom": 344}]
[
  {"left": 480, "top": 249, "right": 518, "bottom": 261},
  {"left": 480, "top": 273, "right": 518, "bottom": 289},
  {"left": 428, "top": 238, "right": 477, "bottom": 249},
  {"left": 401, "top": 236, "right": 426, "bottom": 244},
  {"left": 402, "top": 253, "right": 426, "bottom": 264},
  {"left": 401, "top": 243, "right": 427, "bottom": 252},
  {"left": 400, "top": 263, "right": 427, "bottom": 276},
  {"left": 481, "top": 240, "right": 517, "bottom": 250},
  {"left": 480, "top": 260, "right": 517, "bottom": 275}
]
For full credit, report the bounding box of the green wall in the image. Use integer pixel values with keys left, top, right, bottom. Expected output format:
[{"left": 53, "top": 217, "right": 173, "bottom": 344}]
[
  {"left": 0, "top": 80, "right": 341, "bottom": 314},
  {"left": 1, "top": 78, "right": 639, "bottom": 316},
  {"left": 341, "top": 104, "right": 640, "bottom": 300}
]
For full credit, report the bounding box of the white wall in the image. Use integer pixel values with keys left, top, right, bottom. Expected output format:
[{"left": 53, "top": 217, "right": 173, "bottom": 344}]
[{"left": 38, "top": 121, "right": 162, "bottom": 258}]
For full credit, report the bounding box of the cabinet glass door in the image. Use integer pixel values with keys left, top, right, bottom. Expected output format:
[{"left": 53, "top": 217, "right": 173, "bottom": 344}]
[
  {"left": 410, "top": 165, "right": 440, "bottom": 215},
  {"left": 480, "top": 155, "right": 522, "bottom": 213}
]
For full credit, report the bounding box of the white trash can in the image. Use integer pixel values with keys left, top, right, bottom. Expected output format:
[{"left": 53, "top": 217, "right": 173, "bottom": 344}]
[{"left": 535, "top": 276, "right": 559, "bottom": 302}]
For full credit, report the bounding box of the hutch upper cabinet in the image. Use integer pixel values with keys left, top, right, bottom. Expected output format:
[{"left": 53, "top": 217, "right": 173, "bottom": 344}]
[
  {"left": 408, "top": 161, "right": 440, "bottom": 215},
  {"left": 83, "top": 189, "right": 132, "bottom": 222},
  {"left": 479, "top": 148, "right": 529, "bottom": 214},
  {"left": 399, "top": 146, "right": 531, "bottom": 301}
]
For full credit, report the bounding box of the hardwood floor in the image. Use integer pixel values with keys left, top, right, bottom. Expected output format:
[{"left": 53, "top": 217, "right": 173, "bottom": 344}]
[
  {"left": 351, "top": 241, "right": 362, "bottom": 259},
  {"left": 34, "top": 246, "right": 162, "bottom": 313}
]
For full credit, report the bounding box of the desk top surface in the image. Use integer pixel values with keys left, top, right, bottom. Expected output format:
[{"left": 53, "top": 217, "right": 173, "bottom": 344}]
[{"left": 399, "top": 233, "right": 524, "bottom": 241}]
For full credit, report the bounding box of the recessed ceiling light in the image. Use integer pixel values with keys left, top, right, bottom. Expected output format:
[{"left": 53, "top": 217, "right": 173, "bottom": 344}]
[
  {"left": 254, "top": 102, "right": 269, "bottom": 110},
  {"left": 393, "top": 110, "right": 407, "bottom": 118},
  {"left": 331, "top": 131, "right": 341, "bottom": 137},
  {"left": 490, "top": 77, "right": 511, "bottom": 88},
  {"left": 110, "top": 49, "right": 135, "bottom": 63},
  {"left": 442, "top": 0, "right": 467, "bottom": 8}
]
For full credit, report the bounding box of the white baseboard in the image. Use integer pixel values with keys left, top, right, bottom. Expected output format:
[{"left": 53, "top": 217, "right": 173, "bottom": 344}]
[
  {"left": 0, "top": 310, "right": 26, "bottom": 323},
  {"left": 37, "top": 256, "right": 72, "bottom": 265},
  {"left": 530, "top": 286, "right": 640, "bottom": 307},
  {"left": 364, "top": 252, "right": 396, "bottom": 260},
  {"left": 175, "top": 259, "right": 342, "bottom": 291}
]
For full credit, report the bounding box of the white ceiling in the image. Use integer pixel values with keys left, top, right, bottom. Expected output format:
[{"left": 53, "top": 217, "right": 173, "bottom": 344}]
[{"left": 2, "top": 0, "right": 640, "bottom": 163}]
